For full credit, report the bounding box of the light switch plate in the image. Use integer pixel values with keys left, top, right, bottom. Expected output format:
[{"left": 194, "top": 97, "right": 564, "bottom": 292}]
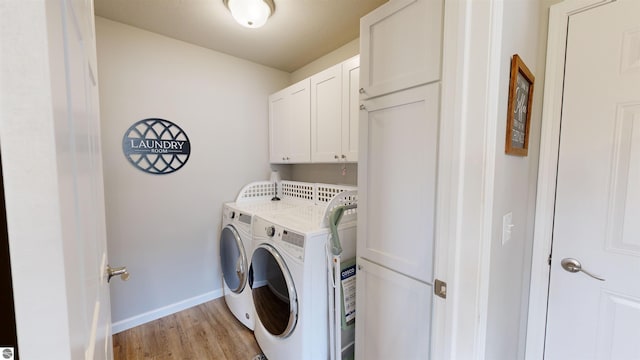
[{"left": 502, "top": 212, "right": 513, "bottom": 245}]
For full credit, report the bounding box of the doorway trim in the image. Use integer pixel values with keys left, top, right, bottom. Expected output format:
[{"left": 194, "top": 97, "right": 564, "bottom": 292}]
[{"left": 524, "top": 0, "right": 615, "bottom": 359}]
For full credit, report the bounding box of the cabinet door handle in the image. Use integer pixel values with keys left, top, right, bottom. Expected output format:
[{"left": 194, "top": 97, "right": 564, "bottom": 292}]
[
  {"left": 360, "top": 104, "right": 366, "bottom": 111},
  {"left": 359, "top": 88, "right": 365, "bottom": 94}
]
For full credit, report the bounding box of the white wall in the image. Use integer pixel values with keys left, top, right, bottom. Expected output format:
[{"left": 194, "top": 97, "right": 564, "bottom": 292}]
[
  {"left": 289, "top": 163, "right": 357, "bottom": 186},
  {"left": 484, "top": 1, "right": 550, "bottom": 358},
  {"left": 95, "top": 17, "right": 290, "bottom": 331},
  {"left": 290, "top": 38, "right": 359, "bottom": 83}
]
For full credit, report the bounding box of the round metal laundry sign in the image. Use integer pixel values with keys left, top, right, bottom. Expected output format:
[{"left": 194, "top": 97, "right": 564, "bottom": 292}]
[{"left": 122, "top": 118, "right": 191, "bottom": 175}]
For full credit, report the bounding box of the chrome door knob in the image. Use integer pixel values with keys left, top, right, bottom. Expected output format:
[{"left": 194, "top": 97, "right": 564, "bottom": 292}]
[
  {"left": 560, "top": 258, "right": 605, "bottom": 281},
  {"left": 107, "top": 265, "right": 130, "bottom": 283}
]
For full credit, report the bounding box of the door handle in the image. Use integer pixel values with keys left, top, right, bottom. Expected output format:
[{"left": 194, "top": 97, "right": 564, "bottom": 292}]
[
  {"left": 560, "top": 258, "right": 605, "bottom": 281},
  {"left": 107, "top": 265, "right": 130, "bottom": 283},
  {"left": 236, "top": 257, "right": 245, "bottom": 277}
]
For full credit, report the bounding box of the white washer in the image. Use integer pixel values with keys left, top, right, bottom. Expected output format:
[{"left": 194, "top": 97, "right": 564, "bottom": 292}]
[
  {"left": 220, "top": 200, "right": 299, "bottom": 330},
  {"left": 250, "top": 204, "right": 357, "bottom": 360}
]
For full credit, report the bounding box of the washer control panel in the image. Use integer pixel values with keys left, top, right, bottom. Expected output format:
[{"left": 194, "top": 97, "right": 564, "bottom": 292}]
[
  {"left": 223, "top": 206, "right": 251, "bottom": 233},
  {"left": 238, "top": 213, "right": 251, "bottom": 225}
]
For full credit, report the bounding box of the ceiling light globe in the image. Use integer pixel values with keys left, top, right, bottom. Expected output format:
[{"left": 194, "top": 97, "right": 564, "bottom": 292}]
[{"left": 227, "top": 0, "right": 272, "bottom": 28}]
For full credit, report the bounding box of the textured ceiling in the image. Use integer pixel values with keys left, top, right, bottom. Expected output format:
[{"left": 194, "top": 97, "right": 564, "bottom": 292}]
[{"left": 94, "top": 0, "right": 386, "bottom": 73}]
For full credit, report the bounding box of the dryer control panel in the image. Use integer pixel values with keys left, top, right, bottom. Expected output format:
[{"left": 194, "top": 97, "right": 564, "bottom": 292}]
[
  {"left": 253, "top": 217, "right": 305, "bottom": 261},
  {"left": 282, "top": 230, "right": 304, "bottom": 248}
]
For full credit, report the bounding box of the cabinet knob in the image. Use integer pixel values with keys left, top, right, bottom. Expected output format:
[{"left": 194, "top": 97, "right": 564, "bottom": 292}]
[
  {"left": 341, "top": 154, "right": 346, "bottom": 159},
  {"left": 359, "top": 88, "right": 365, "bottom": 94},
  {"left": 359, "top": 104, "right": 366, "bottom": 111},
  {"left": 282, "top": 157, "right": 286, "bottom": 161},
  {"left": 334, "top": 155, "right": 339, "bottom": 159},
  {"left": 286, "top": 157, "right": 290, "bottom": 160}
]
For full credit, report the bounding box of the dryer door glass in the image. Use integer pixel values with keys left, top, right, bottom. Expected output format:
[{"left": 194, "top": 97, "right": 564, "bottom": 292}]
[
  {"left": 250, "top": 244, "right": 298, "bottom": 338},
  {"left": 220, "top": 225, "right": 247, "bottom": 293}
]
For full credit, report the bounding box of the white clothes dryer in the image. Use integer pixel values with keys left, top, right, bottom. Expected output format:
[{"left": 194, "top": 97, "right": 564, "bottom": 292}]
[
  {"left": 220, "top": 186, "right": 300, "bottom": 330},
  {"left": 249, "top": 202, "right": 357, "bottom": 360}
]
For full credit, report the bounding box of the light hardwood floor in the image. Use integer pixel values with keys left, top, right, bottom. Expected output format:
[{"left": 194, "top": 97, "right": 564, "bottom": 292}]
[{"left": 113, "top": 298, "right": 263, "bottom": 360}]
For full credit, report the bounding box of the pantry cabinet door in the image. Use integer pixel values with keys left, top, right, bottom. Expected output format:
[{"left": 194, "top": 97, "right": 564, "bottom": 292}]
[
  {"left": 358, "top": 83, "right": 439, "bottom": 283},
  {"left": 359, "top": 0, "right": 443, "bottom": 99},
  {"left": 355, "top": 257, "right": 432, "bottom": 360}
]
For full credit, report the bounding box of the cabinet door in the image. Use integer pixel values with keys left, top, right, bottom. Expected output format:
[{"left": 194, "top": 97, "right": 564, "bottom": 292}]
[
  {"left": 357, "top": 83, "right": 439, "bottom": 283},
  {"left": 268, "top": 89, "right": 289, "bottom": 163},
  {"left": 311, "top": 64, "right": 342, "bottom": 162},
  {"left": 355, "top": 257, "right": 432, "bottom": 360},
  {"left": 360, "top": 0, "right": 443, "bottom": 99},
  {"left": 287, "top": 79, "right": 311, "bottom": 163},
  {"left": 342, "top": 55, "right": 360, "bottom": 162}
]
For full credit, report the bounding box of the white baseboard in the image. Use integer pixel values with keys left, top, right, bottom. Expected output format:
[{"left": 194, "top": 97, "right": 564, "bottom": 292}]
[{"left": 111, "top": 288, "right": 223, "bottom": 334}]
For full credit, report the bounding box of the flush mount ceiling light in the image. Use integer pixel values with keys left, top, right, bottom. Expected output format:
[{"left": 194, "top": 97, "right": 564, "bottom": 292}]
[{"left": 223, "top": 0, "right": 276, "bottom": 29}]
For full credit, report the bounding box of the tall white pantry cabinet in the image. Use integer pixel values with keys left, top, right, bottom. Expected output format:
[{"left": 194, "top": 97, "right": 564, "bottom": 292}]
[{"left": 355, "top": 0, "right": 443, "bottom": 359}]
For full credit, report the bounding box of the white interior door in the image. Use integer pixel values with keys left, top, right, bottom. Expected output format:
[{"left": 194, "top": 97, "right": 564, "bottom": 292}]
[
  {"left": 545, "top": 1, "right": 640, "bottom": 358},
  {"left": 61, "top": 0, "right": 114, "bottom": 358},
  {"left": 2, "top": 1, "right": 113, "bottom": 358}
]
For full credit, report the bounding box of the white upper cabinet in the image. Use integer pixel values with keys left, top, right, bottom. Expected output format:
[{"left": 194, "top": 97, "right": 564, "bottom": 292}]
[
  {"left": 359, "top": 0, "right": 443, "bottom": 99},
  {"left": 310, "top": 55, "right": 360, "bottom": 163},
  {"left": 269, "top": 79, "right": 311, "bottom": 163},
  {"left": 311, "top": 64, "right": 342, "bottom": 162},
  {"left": 269, "top": 89, "right": 288, "bottom": 163},
  {"left": 270, "top": 56, "right": 359, "bottom": 164},
  {"left": 342, "top": 56, "right": 360, "bottom": 162}
]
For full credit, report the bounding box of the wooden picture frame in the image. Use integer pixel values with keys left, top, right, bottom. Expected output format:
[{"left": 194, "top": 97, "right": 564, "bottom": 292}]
[{"left": 505, "top": 54, "right": 535, "bottom": 156}]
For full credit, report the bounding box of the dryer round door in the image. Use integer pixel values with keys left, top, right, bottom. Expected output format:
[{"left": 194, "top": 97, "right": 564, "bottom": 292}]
[
  {"left": 220, "top": 225, "right": 247, "bottom": 293},
  {"left": 249, "top": 244, "right": 298, "bottom": 338}
]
